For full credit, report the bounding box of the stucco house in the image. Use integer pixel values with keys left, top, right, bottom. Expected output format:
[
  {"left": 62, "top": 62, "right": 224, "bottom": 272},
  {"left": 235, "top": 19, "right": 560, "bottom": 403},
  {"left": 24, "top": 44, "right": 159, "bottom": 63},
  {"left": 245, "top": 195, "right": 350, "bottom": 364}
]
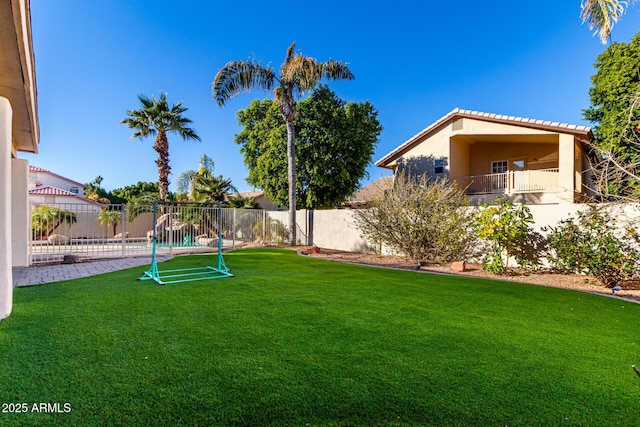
[
  {"left": 230, "top": 190, "right": 280, "bottom": 211},
  {"left": 1, "top": 0, "right": 39, "bottom": 320},
  {"left": 27, "top": 165, "right": 104, "bottom": 210},
  {"left": 376, "top": 108, "right": 597, "bottom": 205},
  {"left": 343, "top": 177, "right": 393, "bottom": 208}
]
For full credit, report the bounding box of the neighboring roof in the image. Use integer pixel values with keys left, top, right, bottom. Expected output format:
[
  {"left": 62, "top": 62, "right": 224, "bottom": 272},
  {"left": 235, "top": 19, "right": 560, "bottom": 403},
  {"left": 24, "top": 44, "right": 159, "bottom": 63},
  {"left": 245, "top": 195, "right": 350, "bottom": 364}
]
[
  {"left": 344, "top": 177, "right": 393, "bottom": 206},
  {"left": 375, "top": 108, "right": 593, "bottom": 168},
  {"left": 28, "top": 186, "right": 106, "bottom": 207},
  {"left": 28, "top": 186, "right": 78, "bottom": 196},
  {"left": 0, "top": 0, "right": 39, "bottom": 153},
  {"left": 29, "top": 165, "right": 86, "bottom": 188},
  {"left": 236, "top": 190, "right": 264, "bottom": 199}
]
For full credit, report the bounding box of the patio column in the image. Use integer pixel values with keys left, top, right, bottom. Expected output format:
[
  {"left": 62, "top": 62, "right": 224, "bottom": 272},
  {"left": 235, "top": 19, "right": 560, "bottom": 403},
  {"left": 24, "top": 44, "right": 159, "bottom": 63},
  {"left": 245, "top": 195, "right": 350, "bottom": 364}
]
[
  {"left": 0, "top": 97, "right": 13, "bottom": 320},
  {"left": 12, "top": 159, "right": 29, "bottom": 267},
  {"left": 558, "top": 134, "right": 576, "bottom": 203}
]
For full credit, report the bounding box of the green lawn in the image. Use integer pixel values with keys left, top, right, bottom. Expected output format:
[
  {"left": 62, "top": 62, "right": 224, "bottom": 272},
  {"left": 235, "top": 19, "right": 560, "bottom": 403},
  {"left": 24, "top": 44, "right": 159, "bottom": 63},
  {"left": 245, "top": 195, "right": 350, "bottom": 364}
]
[{"left": 1, "top": 249, "right": 639, "bottom": 426}]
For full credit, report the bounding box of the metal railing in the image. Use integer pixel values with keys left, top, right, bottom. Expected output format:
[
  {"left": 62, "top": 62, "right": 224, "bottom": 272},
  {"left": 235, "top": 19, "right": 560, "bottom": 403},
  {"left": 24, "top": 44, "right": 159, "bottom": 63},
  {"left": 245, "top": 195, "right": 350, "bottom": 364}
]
[
  {"left": 29, "top": 203, "right": 290, "bottom": 265},
  {"left": 455, "top": 168, "right": 559, "bottom": 195}
]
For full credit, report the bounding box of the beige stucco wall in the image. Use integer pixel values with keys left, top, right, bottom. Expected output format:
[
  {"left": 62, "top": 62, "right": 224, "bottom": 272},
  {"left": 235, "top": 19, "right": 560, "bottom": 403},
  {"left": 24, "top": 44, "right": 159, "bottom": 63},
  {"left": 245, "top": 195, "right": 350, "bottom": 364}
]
[
  {"left": 310, "top": 209, "right": 374, "bottom": 253},
  {"left": 28, "top": 170, "right": 85, "bottom": 193},
  {"left": 303, "top": 203, "right": 640, "bottom": 260},
  {"left": 11, "top": 159, "right": 28, "bottom": 267},
  {"left": 455, "top": 117, "right": 556, "bottom": 136},
  {"left": 393, "top": 122, "right": 451, "bottom": 176},
  {"left": 1, "top": 97, "right": 13, "bottom": 319},
  {"left": 558, "top": 134, "right": 576, "bottom": 202},
  {"left": 467, "top": 142, "right": 558, "bottom": 176}
]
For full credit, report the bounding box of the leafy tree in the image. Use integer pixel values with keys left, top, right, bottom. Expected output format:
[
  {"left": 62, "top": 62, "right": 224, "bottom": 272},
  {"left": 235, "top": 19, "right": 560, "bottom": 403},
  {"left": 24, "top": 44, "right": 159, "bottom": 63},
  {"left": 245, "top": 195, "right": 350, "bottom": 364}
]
[
  {"left": 212, "top": 42, "right": 354, "bottom": 245},
  {"left": 31, "top": 205, "right": 77, "bottom": 239},
  {"left": 353, "top": 174, "right": 475, "bottom": 263},
  {"left": 110, "top": 182, "right": 160, "bottom": 204},
  {"left": 121, "top": 93, "right": 201, "bottom": 201},
  {"left": 472, "top": 198, "right": 542, "bottom": 274},
  {"left": 84, "top": 176, "right": 111, "bottom": 202},
  {"left": 584, "top": 30, "right": 640, "bottom": 164},
  {"left": 581, "top": 0, "right": 637, "bottom": 44},
  {"left": 235, "top": 86, "right": 381, "bottom": 209}
]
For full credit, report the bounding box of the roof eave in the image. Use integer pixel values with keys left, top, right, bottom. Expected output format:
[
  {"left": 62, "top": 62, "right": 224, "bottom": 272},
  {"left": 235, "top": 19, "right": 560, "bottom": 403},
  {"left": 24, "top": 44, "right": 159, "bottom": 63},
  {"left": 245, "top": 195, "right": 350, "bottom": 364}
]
[{"left": 375, "top": 108, "right": 593, "bottom": 168}]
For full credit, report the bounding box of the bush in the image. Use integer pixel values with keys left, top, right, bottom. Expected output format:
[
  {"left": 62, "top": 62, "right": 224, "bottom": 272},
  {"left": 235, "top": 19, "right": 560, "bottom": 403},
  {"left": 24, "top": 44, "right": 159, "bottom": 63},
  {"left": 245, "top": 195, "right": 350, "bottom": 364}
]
[
  {"left": 472, "top": 198, "right": 543, "bottom": 274},
  {"left": 545, "top": 205, "right": 640, "bottom": 287},
  {"left": 353, "top": 174, "right": 475, "bottom": 262}
]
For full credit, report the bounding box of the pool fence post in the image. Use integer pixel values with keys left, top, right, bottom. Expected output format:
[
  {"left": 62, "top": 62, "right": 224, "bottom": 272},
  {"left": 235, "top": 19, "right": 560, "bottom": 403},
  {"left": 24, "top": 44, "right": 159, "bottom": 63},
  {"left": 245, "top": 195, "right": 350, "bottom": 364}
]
[
  {"left": 262, "top": 210, "right": 266, "bottom": 243},
  {"left": 168, "top": 203, "right": 173, "bottom": 256},
  {"left": 120, "top": 204, "right": 126, "bottom": 257},
  {"left": 232, "top": 208, "right": 236, "bottom": 249}
]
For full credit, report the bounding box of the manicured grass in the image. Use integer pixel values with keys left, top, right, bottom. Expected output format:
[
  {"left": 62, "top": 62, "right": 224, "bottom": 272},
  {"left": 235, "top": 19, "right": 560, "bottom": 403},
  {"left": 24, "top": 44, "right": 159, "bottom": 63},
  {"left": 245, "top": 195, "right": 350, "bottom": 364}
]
[{"left": 1, "top": 249, "right": 639, "bottom": 426}]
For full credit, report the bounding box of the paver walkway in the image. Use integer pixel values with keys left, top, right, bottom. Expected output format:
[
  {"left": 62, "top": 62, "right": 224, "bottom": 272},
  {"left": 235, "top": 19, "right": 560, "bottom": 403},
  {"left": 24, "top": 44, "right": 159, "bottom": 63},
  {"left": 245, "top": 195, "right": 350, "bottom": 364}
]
[{"left": 12, "top": 256, "right": 173, "bottom": 287}]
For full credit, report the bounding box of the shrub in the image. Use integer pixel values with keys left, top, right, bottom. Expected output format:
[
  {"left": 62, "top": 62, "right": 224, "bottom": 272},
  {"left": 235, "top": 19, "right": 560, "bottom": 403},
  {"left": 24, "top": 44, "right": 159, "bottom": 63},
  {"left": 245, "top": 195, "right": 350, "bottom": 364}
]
[
  {"left": 472, "top": 198, "right": 543, "bottom": 274},
  {"left": 353, "top": 174, "right": 475, "bottom": 262},
  {"left": 545, "top": 205, "right": 640, "bottom": 287},
  {"left": 253, "top": 218, "right": 289, "bottom": 244}
]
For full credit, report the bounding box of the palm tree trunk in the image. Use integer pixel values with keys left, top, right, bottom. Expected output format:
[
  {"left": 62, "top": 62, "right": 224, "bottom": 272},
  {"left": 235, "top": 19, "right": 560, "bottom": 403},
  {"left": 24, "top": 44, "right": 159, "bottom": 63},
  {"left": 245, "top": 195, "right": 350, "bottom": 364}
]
[
  {"left": 286, "top": 120, "right": 297, "bottom": 246},
  {"left": 154, "top": 131, "right": 171, "bottom": 201}
]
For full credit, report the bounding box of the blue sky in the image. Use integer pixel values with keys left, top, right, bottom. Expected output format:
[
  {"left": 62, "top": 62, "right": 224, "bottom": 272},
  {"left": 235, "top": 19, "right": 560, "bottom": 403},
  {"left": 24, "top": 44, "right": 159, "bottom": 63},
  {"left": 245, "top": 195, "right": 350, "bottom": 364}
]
[{"left": 22, "top": 0, "right": 639, "bottom": 193}]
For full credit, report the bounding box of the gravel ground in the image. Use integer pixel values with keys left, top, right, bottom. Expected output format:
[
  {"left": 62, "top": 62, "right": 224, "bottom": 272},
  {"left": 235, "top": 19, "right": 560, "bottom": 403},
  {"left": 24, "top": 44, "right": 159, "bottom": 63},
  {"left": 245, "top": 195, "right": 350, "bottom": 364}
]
[{"left": 296, "top": 247, "right": 640, "bottom": 303}]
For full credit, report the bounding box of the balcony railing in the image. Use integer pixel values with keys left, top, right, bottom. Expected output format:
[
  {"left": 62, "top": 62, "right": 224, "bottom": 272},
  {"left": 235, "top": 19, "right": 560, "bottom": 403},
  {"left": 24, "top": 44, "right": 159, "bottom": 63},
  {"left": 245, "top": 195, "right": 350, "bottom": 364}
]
[{"left": 454, "top": 168, "right": 559, "bottom": 195}]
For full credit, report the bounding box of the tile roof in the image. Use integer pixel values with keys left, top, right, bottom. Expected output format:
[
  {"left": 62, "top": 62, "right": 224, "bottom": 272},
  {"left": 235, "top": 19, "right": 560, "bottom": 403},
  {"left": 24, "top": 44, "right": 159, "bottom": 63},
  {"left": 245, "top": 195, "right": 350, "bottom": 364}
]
[
  {"left": 28, "top": 186, "right": 77, "bottom": 196},
  {"left": 345, "top": 177, "right": 394, "bottom": 206},
  {"left": 375, "top": 108, "right": 593, "bottom": 168}
]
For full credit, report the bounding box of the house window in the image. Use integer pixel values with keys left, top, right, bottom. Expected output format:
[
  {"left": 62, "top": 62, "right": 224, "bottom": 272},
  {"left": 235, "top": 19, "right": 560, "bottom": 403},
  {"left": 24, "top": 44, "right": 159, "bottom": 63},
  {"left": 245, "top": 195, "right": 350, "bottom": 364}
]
[
  {"left": 491, "top": 160, "right": 508, "bottom": 174},
  {"left": 434, "top": 159, "right": 445, "bottom": 175},
  {"left": 69, "top": 186, "right": 79, "bottom": 194}
]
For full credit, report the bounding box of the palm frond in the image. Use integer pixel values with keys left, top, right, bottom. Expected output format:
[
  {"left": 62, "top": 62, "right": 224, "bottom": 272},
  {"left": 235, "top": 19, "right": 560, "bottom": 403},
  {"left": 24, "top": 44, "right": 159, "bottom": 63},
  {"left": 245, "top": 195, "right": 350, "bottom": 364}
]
[
  {"left": 321, "top": 60, "right": 355, "bottom": 81},
  {"left": 176, "top": 169, "right": 197, "bottom": 194},
  {"left": 581, "top": 0, "right": 632, "bottom": 44},
  {"left": 212, "top": 60, "right": 276, "bottom": 106},
  {"left": 281, "top": 42, "right": 297, "bottom": 75}
]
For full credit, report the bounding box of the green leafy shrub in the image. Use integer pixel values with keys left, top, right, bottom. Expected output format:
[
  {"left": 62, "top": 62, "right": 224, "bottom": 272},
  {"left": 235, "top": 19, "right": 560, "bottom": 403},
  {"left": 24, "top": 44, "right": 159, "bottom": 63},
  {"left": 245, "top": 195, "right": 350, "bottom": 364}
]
[
  {"left": 353, "top": 174, "right": 475, "bottom": 262},
  {"left": 472, "top": 198, "right": 543, "bottom": 274},
  {"left": 545, "top": 205, "right": 640, "bottom": 287}
]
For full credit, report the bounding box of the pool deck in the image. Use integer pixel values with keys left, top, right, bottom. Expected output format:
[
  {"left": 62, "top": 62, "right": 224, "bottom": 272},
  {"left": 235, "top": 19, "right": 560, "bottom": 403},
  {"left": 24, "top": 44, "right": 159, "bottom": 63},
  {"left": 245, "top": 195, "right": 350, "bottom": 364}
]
[{"left": 12, "top": 255, "right": 173, "bottom": 287}]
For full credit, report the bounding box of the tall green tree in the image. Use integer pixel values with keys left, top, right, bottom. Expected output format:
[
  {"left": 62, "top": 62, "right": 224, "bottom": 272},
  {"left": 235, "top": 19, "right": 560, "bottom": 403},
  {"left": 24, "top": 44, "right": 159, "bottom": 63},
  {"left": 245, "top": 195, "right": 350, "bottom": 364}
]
[
  {"left": 581, "top": 0, "right": 637, "bottom": 44},
  {"left": 121, "top": 93, "right": 201, "bottom": 201},
  {"left": 212, "top": 42, "right": 354, "bottom": 246},
  {"left": 235, "top": 86, "right": 381, "bottom": 209},
  {"left": 583, "top": 30, "right": 640, "bottom": 164},
  {"left": 110, "top": 182, "right": 161, "bottom": 204}
]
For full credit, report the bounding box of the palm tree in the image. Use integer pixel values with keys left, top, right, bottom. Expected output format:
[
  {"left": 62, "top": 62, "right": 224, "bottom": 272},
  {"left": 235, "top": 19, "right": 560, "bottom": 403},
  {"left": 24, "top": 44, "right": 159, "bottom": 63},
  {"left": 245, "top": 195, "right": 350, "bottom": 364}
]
[
  {"left": 96, "top": 208, "right": 122, "bottom": 237},
  {"left": 176, "top": 154, "right": 238, "bottom": 203},
  {"left": 212, "top": 42, "right": 354, "bottom": 246},
  {"left": 176, "top": 154, "right": 216, "bottom": 199},
  {"left": 192, "top": 174, "right": 238, "bottom": 204},
  {"left": 31, "top": 205, "right": 77, "bottom": 239},
  {"left": 581, "top": 0, "right": 637, "bottom": 44},
  {"left": 227, "top": 195, "right": 259, "bottom": 209},
  {"left": 121, "top": 93, "right": 201, "bottom": 201}
]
